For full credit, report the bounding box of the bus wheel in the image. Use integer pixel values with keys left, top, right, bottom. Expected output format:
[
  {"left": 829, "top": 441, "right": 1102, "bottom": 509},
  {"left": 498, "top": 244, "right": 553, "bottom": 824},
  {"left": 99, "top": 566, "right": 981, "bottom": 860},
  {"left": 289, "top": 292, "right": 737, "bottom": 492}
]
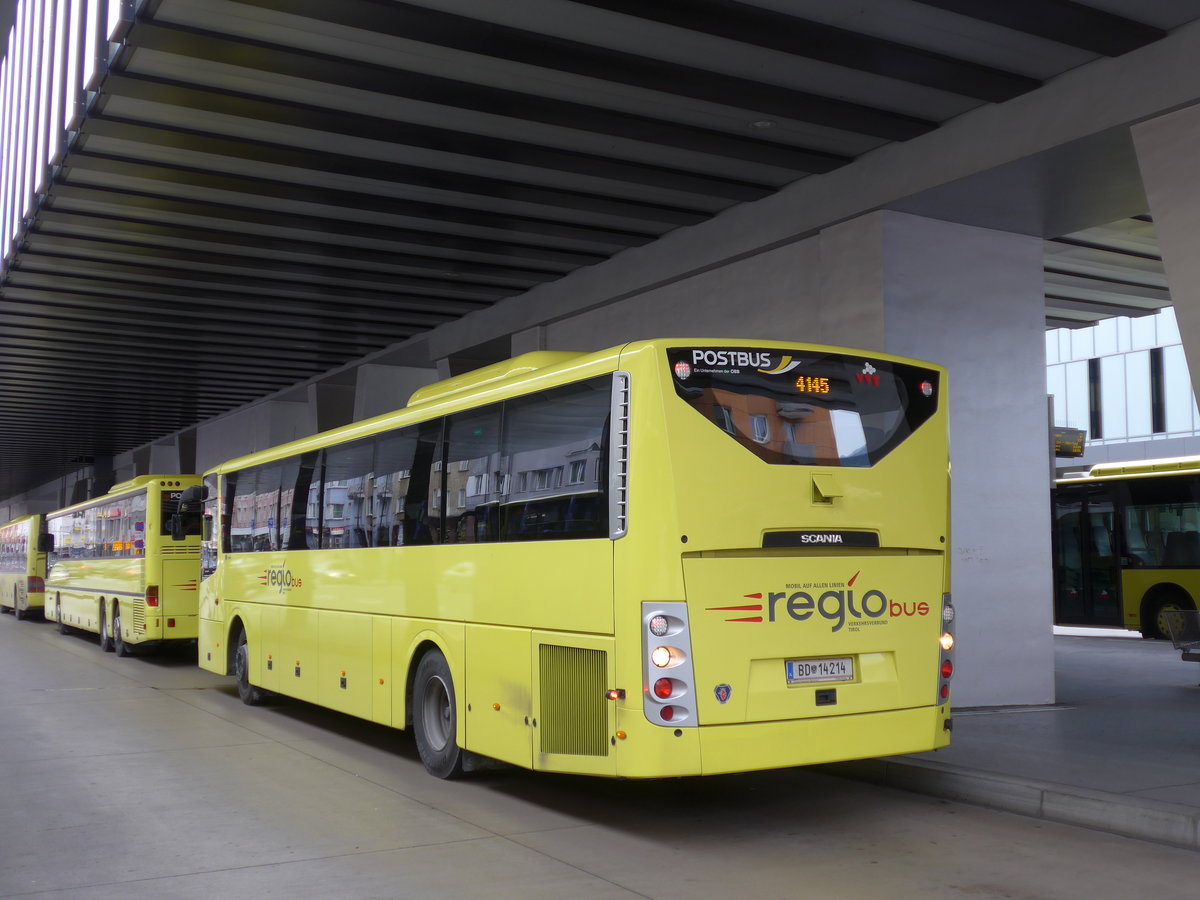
[
  {"left": 412, "top": 650, "right": 464, "bottom": 779},
  {"left": 56, "top": 599, "right": 69, "bottom": 635},
  {"left": 98, "top": 602, "right": 114, "bottom": 652},
  {"left": 1141, "top": 592, "right": 1193, "bottom": 641},
  {"left": 13, "top": 596, "right": 23, "bottom": 621},
  {"left": 234, "top": 631, "right": 267, "bottom": 706},
  {"left": 113, "top": 605, "right": 131, "bottom": 657}
]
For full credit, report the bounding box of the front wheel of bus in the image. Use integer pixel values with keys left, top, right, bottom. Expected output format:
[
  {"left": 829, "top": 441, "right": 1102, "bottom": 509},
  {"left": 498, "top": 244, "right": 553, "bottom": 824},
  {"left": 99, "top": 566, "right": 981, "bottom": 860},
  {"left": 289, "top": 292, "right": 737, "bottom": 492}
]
[
  {"left": 235, "top": 632, "right": 267, "bottom": 706},
  {"left": 412, "top": 651, "right": 464, "bottom": 779},
  {"left": 1142, "top": 592, "right": 1194, "bottom": 641}
]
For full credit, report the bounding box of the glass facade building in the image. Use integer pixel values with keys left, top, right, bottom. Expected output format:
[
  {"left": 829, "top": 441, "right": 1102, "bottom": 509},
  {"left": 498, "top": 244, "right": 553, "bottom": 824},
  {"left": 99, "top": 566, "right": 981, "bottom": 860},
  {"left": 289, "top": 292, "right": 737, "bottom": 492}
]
[{"left": 1047, "top": 307, "right": 1200, "bottom": 468}]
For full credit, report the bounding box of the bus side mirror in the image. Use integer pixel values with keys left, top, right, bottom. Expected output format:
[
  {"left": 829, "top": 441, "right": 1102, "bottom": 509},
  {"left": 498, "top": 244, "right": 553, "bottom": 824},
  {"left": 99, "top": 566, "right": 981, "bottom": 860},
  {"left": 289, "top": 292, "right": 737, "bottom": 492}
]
[
  {"left": 180, "top": 485, "right": 209, "bottom": 505},
  {"left": 37, "top": 533, "right": 54, "bottom": 553},
  {"left": 172, "top": 484, "right": 209, "bottom": 541}
]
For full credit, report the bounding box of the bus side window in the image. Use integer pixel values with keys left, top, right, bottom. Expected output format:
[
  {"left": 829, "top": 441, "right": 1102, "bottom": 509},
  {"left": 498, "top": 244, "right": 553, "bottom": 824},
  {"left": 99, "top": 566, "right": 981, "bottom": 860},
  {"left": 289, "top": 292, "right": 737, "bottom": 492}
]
[
  {"left": 499, "top": 376, "right": 610, "bottom": 542},
  {"left": 374, "top": 428, "right": 419, "bottom": 547},
  {"left": 403, "top": 419, "right": 443, "bottom": 546},
  {"left": 443, "top": 404, "right": 502, "bottom": 544}
]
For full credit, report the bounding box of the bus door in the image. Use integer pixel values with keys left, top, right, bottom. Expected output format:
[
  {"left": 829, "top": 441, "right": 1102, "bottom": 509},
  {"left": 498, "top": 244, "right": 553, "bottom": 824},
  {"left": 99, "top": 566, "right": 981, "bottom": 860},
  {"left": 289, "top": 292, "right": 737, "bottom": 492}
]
[{"left": 1054, "top": 483, "right": 1121, "bottom": 626}]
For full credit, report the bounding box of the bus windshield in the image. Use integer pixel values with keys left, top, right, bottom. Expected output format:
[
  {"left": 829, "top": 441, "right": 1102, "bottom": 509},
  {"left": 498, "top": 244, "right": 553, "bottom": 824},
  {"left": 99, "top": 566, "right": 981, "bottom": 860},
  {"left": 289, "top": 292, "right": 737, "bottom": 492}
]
[{"left": 668, "top": 346, "right": 939, "bottom": 467}]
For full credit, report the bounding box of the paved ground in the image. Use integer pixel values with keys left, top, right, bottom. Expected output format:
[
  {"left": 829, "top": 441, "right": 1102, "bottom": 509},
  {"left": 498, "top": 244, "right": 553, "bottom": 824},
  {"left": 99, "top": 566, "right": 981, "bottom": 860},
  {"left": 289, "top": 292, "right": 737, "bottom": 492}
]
[
  {"left": 828, "top": 628, "right": 1200, "bottom": 849},
  {"left": 2, "top": 613, "right": 1199, "bottom": 899}
]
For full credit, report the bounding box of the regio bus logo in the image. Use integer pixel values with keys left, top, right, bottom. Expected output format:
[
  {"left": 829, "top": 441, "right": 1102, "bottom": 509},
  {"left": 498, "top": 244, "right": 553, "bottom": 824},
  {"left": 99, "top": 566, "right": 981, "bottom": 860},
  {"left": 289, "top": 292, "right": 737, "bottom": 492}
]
[
  {"left": 706, "top": 571, "right": 931, "bottom": 632},
  {"left": 259, "top": 564, "right": 303, "bottom": 594}
]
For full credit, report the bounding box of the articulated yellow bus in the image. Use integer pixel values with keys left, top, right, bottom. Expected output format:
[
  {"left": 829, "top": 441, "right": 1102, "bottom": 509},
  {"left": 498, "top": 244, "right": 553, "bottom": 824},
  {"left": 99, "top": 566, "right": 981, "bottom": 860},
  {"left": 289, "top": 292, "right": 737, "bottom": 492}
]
[
  {"left": 46, "top": 476, "right": 202, "bottom": 654},
  {"left": 0, "top": 514, "right": 49, "bottom": 621},
  {"left": 1054, "top": 455, "right": 1200, "bottom": 639},
  {"left": 181, "top": 340, "right": 954, "bottom": 778}
]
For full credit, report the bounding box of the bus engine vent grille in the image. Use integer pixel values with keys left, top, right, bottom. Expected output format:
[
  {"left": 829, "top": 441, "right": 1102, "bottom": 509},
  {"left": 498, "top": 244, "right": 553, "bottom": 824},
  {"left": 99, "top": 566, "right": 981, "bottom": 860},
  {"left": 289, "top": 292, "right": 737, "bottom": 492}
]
[
  {"left": 131, "top": 601, "right": 146, "bottom": 634},
  {"left": 538, "top": 644, "right": 608, "bottom": 757}
]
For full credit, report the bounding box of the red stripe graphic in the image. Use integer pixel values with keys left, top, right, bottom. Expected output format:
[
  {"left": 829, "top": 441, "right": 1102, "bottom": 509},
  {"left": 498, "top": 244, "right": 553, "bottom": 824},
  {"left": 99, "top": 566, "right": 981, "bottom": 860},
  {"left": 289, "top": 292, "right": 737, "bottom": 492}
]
[
  {"left": 727, "top": 616, "right": 763, "bottom": 623},
  {"left": 706, "top": 604, "right": 763, "bottom": 611}
]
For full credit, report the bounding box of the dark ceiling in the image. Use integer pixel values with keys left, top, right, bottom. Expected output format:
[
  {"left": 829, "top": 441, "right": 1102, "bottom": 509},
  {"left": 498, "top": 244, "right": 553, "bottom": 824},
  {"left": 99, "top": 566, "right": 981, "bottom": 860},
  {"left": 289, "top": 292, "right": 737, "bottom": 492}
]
[{"left": 0, "top": 0, "right": 1194, "bottom": 501}]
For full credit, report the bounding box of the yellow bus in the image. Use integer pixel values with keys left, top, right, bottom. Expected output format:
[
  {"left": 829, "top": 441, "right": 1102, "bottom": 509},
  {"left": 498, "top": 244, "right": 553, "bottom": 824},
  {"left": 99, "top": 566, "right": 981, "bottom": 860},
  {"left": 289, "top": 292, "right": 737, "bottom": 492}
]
[
  {"left": 46, "top": 476, "right": 202, "bottom": 654},
  {"left": 180, "top": 340, "right": 954, "bottom": 778},
  {"left": 1054, "top": 455, "right": 1200, "bottom": 639},
  {"left": 0, "top": 514, "right": 49, "bottom": 621}
]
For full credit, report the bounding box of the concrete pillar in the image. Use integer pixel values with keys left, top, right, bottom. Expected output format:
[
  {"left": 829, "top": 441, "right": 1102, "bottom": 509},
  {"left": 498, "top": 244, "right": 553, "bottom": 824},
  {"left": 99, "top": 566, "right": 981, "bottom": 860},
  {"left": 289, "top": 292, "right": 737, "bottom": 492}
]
[
  {"left": 194, "top": 400, "right": 312, "bottom": 473},
  {"left": 819, "top": 211, "right": 1053, "bottom": 707},
  {"left": 1132, "top": 104, "right": 1200, "bottom": 405},
  {"left": 353, "top": 364, "right": 438, "bottom": 420},
  {"left": 309, "top": 382, "right": 357, "bottom": 433}
]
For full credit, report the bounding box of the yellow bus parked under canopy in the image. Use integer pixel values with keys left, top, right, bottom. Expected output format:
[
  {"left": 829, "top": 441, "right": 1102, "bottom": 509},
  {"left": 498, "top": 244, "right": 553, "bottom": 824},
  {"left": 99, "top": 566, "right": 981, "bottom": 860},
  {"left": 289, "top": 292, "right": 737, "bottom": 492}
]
[
  {"left": 46, "top": 476, "right": 202, "bottom": 654},
  {"left": 0, "top": 514, "right": 49, "bottom": 621},
  {"left": 1054, "top": 455, "right": 1200, "bottom": 638},
  {"left": 181, "top": 340, "right": 954, "bottom": 778}
]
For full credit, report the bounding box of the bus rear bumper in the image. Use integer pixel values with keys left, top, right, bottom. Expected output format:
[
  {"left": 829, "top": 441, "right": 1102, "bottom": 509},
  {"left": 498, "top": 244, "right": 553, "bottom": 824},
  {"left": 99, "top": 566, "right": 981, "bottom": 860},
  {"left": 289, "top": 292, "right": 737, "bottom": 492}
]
[
  {"left": 695, "top": 705, "right": 951, "bottom": 777},
  {"left": 608, "top": 704, "right": 950, "bottom": 778}
]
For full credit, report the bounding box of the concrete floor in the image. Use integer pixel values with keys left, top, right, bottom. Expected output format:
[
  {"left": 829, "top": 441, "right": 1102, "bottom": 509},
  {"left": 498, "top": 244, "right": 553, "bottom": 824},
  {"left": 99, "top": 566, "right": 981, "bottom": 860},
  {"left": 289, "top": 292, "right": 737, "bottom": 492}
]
[{"left": 2, "top": 613, "right": 1199, "bottom": 899}]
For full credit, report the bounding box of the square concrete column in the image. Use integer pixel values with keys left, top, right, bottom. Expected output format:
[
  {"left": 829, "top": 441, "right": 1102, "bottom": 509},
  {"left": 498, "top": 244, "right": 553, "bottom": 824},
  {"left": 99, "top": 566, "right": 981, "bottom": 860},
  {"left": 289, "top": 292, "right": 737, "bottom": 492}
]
[
  {"left": 820, "top": 211, "right": 1054, "bottom": 707},
  {"left": 1133, "top": 104, "right": 1200, "bottom": 405}
]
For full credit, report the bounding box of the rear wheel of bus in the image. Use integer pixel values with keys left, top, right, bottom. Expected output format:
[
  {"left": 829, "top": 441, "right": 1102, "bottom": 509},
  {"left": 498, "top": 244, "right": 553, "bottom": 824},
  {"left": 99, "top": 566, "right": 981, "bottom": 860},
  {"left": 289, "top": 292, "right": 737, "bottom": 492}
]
[
  {"left": 412, "top": 650, "right": 463, "bottom": 779},
  {"left": 98, "top": 602, "right": 114, "bottom": 652},
  {"left": 113, "top": 604, "right": 131, "bottom": 657},
  {"left": 55, "top": 597, "right": 69, "bottom": 635}
]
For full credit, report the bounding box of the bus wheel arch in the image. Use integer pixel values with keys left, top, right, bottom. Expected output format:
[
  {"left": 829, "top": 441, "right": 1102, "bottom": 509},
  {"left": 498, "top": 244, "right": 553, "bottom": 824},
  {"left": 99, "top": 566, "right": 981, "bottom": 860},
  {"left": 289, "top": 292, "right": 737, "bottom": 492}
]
[
  {"left": 1140, "top": 585, "right": 1196, "bottom": 640},
  {"left": 409, "top": 644, "right": 464, "bottom": 779}
]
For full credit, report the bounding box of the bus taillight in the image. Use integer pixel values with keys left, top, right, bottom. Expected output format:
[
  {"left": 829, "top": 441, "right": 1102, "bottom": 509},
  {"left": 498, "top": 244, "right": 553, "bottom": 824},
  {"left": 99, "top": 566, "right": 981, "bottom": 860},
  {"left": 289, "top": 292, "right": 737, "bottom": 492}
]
[
  {"left": 27, "top": 576, "right": 44, "bottom": 593},
  {"left": 938, "top": 593, "right": 955, "bottom": 705},
  {"left": 146, "top": 585, "right": 160, "bottom": 607},
  {"left": 642, "top": 602, "right": 697, "bottom": 727}
]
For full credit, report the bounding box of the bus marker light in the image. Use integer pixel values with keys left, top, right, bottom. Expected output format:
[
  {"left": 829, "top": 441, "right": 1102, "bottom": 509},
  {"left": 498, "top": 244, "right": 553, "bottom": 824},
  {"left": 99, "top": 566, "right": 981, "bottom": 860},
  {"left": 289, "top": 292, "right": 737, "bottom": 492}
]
[
  {"left": 651, "top": 646, "right": 672, "bottom": 668},
  {"left": 605, "top": 689, "right": 625, "bottom": 700},
  {"left": 168, "top": 618, "right": 175, "bottom": 628},
  {"left": 920, "top": 381, "right": 934, "bottom": 397},
  {"left": 939, "top": 632, "right": 954, "bottom": 651},
  {"left": 940, "top": 684, "right": 950, "bottom": 700},
  {"left": 941, "top": 659, "right": 953, "bottom": 679},
  {"left": 492, "top": 703, "right": 501, "bottom": 710},
  {"left": 615, "top": 730, "right": 627, "bottom": 740},
  {"left": 661, "top": 706, "right": 675, "bottom": 722},
  {"left": 653, "top": 678, "right": 672, "bottom": 699},
  {"left": 649, "top": 614, "right": 669, "bottom": 636}
]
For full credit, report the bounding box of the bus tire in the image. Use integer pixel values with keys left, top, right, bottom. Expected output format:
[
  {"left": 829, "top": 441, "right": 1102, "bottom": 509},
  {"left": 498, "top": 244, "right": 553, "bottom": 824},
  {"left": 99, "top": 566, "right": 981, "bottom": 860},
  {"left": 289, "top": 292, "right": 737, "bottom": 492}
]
[
  {"left": 1141, "top": 590, "right": 1194, "bottom": 641},
  {"left": 55, "top": 599, "right": 69, "bottom": 635},
  {"left": 234, "top": 631, "right": 268, "bottom": 706},
  {"left": 113, "top": 605, "right": 131, "bottom": 657},
  {"left": 98, "top": 602, "right": 114, "bottom": 652},
  {"left": 412, "top": 650, "right": 464, "bottom": 779},
  {"left": 13, "top": 597, "right": 23, "bottom": 621}
]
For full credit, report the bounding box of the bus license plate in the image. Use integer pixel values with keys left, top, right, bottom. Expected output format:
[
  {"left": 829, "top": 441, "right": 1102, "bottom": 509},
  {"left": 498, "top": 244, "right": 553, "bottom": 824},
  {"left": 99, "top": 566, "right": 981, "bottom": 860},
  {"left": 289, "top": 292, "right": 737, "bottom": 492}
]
[{"left": 785, "top": 656, "right": 854, "bottom": 684}]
